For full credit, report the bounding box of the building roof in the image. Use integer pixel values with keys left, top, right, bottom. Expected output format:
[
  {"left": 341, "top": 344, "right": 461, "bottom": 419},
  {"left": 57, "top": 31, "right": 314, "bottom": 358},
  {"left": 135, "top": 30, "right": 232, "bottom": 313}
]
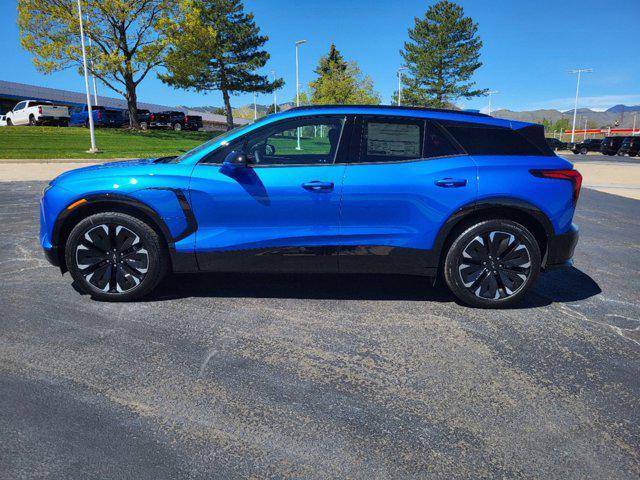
[{"left": 0, "top": 79, "right": 250, "bottom": 126}]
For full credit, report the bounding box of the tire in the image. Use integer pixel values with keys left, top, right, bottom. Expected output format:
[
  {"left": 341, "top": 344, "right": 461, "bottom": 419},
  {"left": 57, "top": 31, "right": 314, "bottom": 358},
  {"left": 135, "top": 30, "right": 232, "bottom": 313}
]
[
  {"left": 65, "top": 212, "right": 169, "bottom": 301},
  {"left": 6, "top": 118, "right": 11, "bottom": 126},
  {"left": 140, "top": 121, "right": 148, "bottom": 131},
  {"left": 173, "top": 122, "right": 182, "bottom": 131},
  {"left": 443, "top": 219, "right": 541, "bottom": 308},
  {"left": 629, "top": 152, "right": 637, "bottom": 157},
  {"left": 29, "top": 115, "right": 37, "bottom": 126},
  {"left": 580, "top": 147, "right": 587, "bottom": 155}
]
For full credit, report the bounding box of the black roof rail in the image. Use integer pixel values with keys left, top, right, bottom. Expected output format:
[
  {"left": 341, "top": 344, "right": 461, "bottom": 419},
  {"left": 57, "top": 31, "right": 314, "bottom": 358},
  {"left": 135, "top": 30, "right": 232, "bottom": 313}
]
[{"left": 287, "top": 104, "right": 489, "bottom": 118}]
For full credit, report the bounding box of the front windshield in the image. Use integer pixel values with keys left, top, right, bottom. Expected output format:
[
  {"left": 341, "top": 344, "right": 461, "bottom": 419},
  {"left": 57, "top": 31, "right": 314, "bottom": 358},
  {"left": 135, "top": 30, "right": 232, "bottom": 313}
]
[{"left": 169, "top": 122, "right": 255, "bottom": 163}]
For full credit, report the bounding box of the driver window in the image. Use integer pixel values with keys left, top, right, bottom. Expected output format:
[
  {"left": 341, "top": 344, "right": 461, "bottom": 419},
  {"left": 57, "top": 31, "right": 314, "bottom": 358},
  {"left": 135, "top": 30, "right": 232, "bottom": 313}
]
[{"left": 245, "top": 117, "right": 345, "bottom": 165}]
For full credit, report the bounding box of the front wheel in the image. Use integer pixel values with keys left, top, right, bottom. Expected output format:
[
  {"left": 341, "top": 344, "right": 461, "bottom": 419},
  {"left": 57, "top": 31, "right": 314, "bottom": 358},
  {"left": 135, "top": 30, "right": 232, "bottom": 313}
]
[
  {"left": 443, "top": 219, "right": 541, "bottom": 308},
  {"left": 173, "top": 122, "right": 182, "bottom": 131},
  {"left": 65, "top": 212, "right": 168, "bottom": 301},
  {"left": 580, "top": 147, "right": 587, "bottom": 154}
]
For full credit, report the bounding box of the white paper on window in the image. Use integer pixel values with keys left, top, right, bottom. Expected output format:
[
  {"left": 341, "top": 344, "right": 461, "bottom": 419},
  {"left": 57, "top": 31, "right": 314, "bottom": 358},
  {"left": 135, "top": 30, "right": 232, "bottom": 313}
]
[{"left": 367, "top": 123, "right": 420, "bottom": 157}]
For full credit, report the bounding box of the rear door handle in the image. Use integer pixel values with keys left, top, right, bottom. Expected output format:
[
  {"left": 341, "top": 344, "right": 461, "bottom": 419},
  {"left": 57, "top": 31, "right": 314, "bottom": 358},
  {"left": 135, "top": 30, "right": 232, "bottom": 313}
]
[
  {"left": 302, "top": 181, "right": 334, "bottom": 192},
  {"left": 435, "top": 178, "right": 467, "bottom": 188}
]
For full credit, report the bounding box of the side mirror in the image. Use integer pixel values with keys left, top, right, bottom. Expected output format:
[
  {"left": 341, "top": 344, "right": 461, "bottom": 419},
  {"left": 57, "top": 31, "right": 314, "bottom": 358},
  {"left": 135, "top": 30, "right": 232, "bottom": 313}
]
[{"left": 223, "top": 150, "right": 248, "bottom": 167}]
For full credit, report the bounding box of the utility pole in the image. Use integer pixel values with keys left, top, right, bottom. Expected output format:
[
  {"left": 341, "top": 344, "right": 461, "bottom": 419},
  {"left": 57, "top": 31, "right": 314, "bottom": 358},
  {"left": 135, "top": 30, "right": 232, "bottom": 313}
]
[
  {"left": 569, "top": 68, "right": 593, "bottom": 143},
  {"left": 487, "top": 90, "right": 499, "bottom": 116},
  {"left": 76, "top": 0, "right": 97, "bottom": 153},
  {"left": 397, "top": 67, "right": 407, "bottom": 106},
  {"left": 295, "top": 39, "right": 306, "bottom": 150}
]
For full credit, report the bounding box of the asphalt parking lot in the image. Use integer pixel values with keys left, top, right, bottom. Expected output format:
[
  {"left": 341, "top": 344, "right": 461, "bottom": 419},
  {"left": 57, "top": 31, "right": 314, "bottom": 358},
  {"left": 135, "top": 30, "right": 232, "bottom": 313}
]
[{"left": 1, "top": 181, "right": 639, "bottom": 479}]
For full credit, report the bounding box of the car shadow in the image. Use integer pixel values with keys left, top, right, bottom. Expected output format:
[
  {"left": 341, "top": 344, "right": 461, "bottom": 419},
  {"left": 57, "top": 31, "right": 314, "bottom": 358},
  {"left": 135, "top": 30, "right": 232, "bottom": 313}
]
[{"left": 142, "top": 266, "right": 601, "bottom": 308}]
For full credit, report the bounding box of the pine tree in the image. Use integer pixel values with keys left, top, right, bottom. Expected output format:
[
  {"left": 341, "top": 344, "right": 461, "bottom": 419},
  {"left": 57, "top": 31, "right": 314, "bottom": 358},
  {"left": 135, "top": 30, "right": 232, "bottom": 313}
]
[
  {"left": 308, "top": 44, "right": 380, "bottom": 105},
  {"left": 160, "top": 0, "right": 283, "bottom": 130},
  {"left": 400, "top": 0, "right": 487, "bottom": 108}
]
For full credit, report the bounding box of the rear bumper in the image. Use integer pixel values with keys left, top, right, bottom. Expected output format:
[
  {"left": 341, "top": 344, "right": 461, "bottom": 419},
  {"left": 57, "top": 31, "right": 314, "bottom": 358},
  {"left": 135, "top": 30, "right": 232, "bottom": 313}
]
[{"left": 545, "top": 223, "right": 579, "bottom": 269}]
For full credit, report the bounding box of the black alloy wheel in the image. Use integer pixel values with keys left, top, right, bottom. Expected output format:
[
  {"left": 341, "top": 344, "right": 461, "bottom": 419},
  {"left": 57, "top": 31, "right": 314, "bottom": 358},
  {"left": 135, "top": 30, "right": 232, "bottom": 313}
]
[
  {"left": 65, "top": 212, "right": 168, "bottom": 301},
  {"left": 444, "top": 219, "right": 541, "bottom": 308}
]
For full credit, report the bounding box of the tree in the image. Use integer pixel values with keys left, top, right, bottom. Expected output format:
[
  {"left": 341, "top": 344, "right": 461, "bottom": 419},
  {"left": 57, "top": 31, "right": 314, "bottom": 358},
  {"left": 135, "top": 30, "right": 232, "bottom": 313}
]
[
  {"left": 159, "top": 0, "right": 283, "bottom": 130},
  {"left": 18, "top": 0, "right": 171, "bottom": 129},
  {"left": 399, "top": 0, "right": 487, "bottom": 108},
  {"left": 308, "top": 44, "right": 380, "bottom": 105}
]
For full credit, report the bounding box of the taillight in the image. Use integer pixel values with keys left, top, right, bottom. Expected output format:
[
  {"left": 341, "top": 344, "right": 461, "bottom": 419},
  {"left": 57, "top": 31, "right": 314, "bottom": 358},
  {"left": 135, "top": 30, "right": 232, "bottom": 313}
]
[
  {"left": 150, "top": 113, "right": 154, "bottom": 121},
  {"left": 38, "top": 106, "right": 42, "bottom": 114},
  {"left": 530, "top": 169, "right": 583, "bottom": 207},
  {"left": 97, "top": 110, "right": 101, "bottom": 120},
  {"left": 185, "top": 115, "right": 189, "bottom": 123}
]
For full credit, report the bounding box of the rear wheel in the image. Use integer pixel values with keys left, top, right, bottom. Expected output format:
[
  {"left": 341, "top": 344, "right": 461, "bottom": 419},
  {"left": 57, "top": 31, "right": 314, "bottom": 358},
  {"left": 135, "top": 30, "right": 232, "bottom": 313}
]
[
  {"left": 173, "top": 122, "right": 182, "bottom": 131},
  {"left": 580, "top": 147, "right": 587, "bottom": 154},
  {"left": 140, "top": 121, "right": 148, "bottom": 131},
  {"left": 65, "top": 212, "right": 168, "bottom": 301},
  {"left": 29, "top": 115, "right": 37, "bottom": 126},
  {"left": 443, "top": 219, "right": 541, "bottom": 308}
]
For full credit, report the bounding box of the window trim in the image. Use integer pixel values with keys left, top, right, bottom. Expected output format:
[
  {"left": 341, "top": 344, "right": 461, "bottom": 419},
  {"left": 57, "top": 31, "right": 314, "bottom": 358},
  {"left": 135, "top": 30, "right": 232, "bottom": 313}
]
[{"left": 198, "top": 114, "right": 351, "bottom": 168}]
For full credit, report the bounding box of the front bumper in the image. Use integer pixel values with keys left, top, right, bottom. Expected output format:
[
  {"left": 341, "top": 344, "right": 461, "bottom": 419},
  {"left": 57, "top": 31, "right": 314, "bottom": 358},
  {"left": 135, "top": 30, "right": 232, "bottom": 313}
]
[
  {"left": 545, "top": 223, "right": 579, "bottom": 269},
  {"left": 43, "top": 246, "right": 61, "bottom": 267}
]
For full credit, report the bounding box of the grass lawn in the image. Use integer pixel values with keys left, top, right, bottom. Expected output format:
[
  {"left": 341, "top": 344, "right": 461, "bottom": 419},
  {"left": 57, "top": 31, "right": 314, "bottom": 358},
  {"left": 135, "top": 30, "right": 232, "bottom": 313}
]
[{"left": 0, "top": 126, "right": 222, "bottom": 160}]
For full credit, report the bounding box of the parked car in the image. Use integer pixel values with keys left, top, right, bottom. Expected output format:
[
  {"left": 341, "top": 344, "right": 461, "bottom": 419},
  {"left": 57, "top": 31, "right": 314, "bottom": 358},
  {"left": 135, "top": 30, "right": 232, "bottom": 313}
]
[
  {"left": 617, "top": 136, "right": 640, "bottom": 157},
  {"left": 571, "top": 138, "right": 602, "bottom": 154},
  {"left": 546, "top": 138, "right": 567, "bottom": 151},
  {"left": 123, "top": 108, "right": 152, "bottom": 130},
  {"left": 5, "top": 100, "right": 69, "bottom": 126},
  {"left": 69, "top": 105, "right": 124, "bottom": 128},
  {"left": 600, "top": 136, "right": 625, "bottom": 155},
  {"left": 0, "top": 114, "right": 6, "bottom": 126},
  {"left": 40, "top": 105, "right": 580, "bottom": 308},
  {"left": 149, "top": 110, "right": 202, "bottom": 131}
]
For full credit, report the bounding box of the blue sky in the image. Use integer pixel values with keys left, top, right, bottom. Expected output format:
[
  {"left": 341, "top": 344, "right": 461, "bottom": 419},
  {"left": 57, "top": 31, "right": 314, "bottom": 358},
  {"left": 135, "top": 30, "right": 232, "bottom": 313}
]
[{"left": 2, "top": 0, "right": 639, "bottom": 112}]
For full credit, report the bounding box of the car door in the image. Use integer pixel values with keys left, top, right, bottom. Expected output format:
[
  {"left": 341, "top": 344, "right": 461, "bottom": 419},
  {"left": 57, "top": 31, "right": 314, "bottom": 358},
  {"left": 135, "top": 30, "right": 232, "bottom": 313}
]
[
  {"left": 12, "top": 102, "right": 27, "bottom": 125},
  {"left": 339, "top": 115, "right": 477, "bottom": 275},
  {"left": 189, "top": 115, "right": 350, "bottom": 273}
]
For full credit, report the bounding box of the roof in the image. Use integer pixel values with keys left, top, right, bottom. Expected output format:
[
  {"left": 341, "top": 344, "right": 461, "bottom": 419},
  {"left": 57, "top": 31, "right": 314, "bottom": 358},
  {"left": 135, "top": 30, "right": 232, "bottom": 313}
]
[
  {"left": 289, "top": 104, "right": 489, "bottom": 118},
  {"left": 0, "top": 79, "right": 250, "bottom": 126}
]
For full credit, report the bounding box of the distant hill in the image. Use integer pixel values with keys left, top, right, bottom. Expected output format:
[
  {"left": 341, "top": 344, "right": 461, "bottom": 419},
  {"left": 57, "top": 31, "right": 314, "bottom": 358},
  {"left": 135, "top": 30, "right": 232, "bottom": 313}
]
[
  {"left": 493, "top": 104, "right": 640, "bottom": 128},
  {"left": 183, "top": 102, "right": 296, "bottom": 120}
]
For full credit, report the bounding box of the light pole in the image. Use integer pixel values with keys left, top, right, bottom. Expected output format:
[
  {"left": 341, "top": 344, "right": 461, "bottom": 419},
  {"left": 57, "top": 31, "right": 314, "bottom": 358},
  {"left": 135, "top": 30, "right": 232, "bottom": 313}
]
[
  {"left": 633, "top": 113, "right": 637, "bottom": 136},
  {"left": 583, "top": 117, "right": 588, "bottom": 140},
  {"left": 270, "top": 70, "right": 277, "bottom": 113},
  {"left": 569, "top": 68, "right": 593, "bottom": 143},
  {"left": 487, "top": 90, "right": 499, "bottom": 116},
  {"left": 397, "top": 67, "right": 407, "bottom": 106},
  {"left": 253, "top": 92, "right": 257, "bottom": 120},
  {"left": 76, "top": 0, "right": 97, "bottom": 153},
  {"left": 85, "top": 2, "right": 98, "bottom": 105},
  {"left": 295, "top": 39, "right": 306, "bottom": 150}
]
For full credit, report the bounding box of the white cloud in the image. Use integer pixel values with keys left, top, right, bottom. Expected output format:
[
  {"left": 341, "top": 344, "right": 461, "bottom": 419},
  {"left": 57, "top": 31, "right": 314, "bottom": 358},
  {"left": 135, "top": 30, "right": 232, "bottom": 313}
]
[{"left": 527, "top": 94, "right": 640, "bottom": 111}]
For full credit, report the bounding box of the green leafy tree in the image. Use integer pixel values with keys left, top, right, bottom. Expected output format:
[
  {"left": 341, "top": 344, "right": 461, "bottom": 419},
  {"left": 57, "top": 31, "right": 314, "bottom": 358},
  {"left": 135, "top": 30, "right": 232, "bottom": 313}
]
[
  {"left": 553, "top": 117, "right": 571, "bottom": 133},
  {"left": 18, "top": 0, "right": 171, "bottom": 128},
  {"left": 308, "top": 44, "right": 380, "bottom": 105},
  {"left": 400, "top": 0, "right": 487, "bottom": 108},
  {"left": 159, "top": 0, "right": 283, "bottom": 130}
]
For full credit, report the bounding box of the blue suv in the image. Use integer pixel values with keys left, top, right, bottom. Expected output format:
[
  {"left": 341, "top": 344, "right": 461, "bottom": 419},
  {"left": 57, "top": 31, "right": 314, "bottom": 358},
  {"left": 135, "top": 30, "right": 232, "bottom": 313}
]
[{"left": 40, "top": 106, "right": 581, "bottom": 307}]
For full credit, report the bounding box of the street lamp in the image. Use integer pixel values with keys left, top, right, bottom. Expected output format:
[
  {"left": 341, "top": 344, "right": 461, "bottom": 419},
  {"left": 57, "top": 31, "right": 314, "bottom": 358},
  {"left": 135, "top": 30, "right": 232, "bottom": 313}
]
[
  {"left": 569, "top": 68, "right": 593, "bottom": 143},
  {"left": 486, "top": 90, "right": 499, "bottom": 116},
  {"left": 270, "top": 70, "right": 277, "bottom": 113},
  {"left": 295, "top": 39, "right": 306, "bottom": 150},
  {"left": 76, "top": 0, "right": 97, "bottom": 153},
  {"left": 397, "top": 67, "right": 407, "bottom": 106}
]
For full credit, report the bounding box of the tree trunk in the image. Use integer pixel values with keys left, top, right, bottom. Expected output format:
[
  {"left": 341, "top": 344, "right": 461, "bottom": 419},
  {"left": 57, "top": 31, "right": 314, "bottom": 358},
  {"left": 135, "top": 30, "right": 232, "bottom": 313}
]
[
  {"left": 124, "top": 77, "right": 140, "bottom": 130},
  {"left": 222, "top": 88, "right": 234, "bottom": 131}
]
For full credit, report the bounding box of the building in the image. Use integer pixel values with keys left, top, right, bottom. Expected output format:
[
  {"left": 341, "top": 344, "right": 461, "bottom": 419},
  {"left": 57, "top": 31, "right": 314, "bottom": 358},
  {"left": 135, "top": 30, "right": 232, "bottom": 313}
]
[{"left": 0, "top": 79, "right": 250, "bottom": 130}]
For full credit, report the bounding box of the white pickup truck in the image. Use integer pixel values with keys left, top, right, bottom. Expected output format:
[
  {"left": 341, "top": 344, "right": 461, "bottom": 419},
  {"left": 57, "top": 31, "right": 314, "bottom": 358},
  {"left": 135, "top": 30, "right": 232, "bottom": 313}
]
[{"left": 5, "top": 100, "right": 69, "bottom": 126}]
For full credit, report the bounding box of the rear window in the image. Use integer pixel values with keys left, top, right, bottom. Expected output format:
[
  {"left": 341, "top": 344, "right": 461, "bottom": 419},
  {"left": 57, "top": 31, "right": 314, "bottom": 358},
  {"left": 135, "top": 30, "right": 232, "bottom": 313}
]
[{"left": 441, "top": 121, "right": 554, "bottom": 156}]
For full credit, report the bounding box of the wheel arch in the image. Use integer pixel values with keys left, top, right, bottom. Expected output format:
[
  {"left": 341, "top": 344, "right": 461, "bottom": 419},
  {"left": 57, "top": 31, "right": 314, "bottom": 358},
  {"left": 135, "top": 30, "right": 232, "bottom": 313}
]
[
  {"left": 52, "top": 194, "right": 174, "bottom": 272},
  {"left": 433, "top": 198, "right": 554, "bottom": 272}
]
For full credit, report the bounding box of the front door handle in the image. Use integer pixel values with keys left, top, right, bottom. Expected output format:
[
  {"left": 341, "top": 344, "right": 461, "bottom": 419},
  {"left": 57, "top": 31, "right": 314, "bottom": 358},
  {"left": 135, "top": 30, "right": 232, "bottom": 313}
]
[
  {"left": 435, "top": 178, "right": 467, "bottom": 188},
  {"left": 302, "top": 181, "right": 334, "bottom": 192}
]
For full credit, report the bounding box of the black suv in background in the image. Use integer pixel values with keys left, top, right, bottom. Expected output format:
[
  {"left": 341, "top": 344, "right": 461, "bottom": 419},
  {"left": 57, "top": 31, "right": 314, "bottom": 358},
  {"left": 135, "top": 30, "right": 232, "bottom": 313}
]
[
  {"left": 149, "top": 111, "right": 203, "bottom": 131},
  {"left": 546, "top": 138, "right": 568, "bottom": 151},
  {"left": 571, "top": 138, "right": 602, "bottom": 154},
  {"left": 617, "top": 136, "right": 640, "bottom": 157},
  {"left": 600, "top": 136, "right": 625, "bottom": 155},
  {"left": 122, "top": 109, "right": 152, "bottom": 130}
]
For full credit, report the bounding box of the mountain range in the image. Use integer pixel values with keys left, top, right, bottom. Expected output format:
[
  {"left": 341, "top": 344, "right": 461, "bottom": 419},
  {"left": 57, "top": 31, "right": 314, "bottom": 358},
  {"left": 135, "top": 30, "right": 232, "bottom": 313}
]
[{"left": 185, "top": 103, "right": 640, "bottom": 128}]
